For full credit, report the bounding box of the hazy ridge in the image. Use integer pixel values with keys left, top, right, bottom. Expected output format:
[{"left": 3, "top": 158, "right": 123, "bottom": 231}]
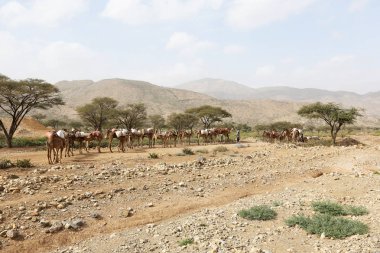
[{"left": 48, "top": 78, "right": 380, "bottom": 127}]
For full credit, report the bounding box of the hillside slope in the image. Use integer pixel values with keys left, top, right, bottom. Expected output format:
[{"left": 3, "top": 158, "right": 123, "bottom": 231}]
[
  {"left": 177, "top": 78, "right": 380, "bottom": 117},
  {"left": 45, "top": 78, "right": 379, "bottom": 127}
]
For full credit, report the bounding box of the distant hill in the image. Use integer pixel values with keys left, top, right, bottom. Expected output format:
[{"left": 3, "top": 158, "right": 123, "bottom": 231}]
[
  {"left": 49, "top": 78, "right": 311, "bottom": 126},
  {"left": 54, "top": 78, "right": 217, "bottom": 118},
  {"left": 176, "top": 78, "right": 257, "bottom": 100},
  {"left": 176, "top": 78, "right": 380, "bottom": 118},
  {"left": 33, "top": 78, "right": 378, "bottom": 128}
]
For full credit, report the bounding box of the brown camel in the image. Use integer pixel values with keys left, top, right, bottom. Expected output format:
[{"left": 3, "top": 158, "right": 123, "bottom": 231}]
[
  {"left": 46, "top": 131, "right": 65, "bottom": 164},
  {"left": 106, "top": 129, "right": 127, "bottom": 153}
]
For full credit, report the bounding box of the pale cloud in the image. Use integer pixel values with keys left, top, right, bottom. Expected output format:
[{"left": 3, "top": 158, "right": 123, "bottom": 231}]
[
  {"left": 226, "top": 0, "right": 315, "bottom": 30},
  {"left": 280, "top": 57, "right": 295, "bottom": 64},
  {"left": 0, "top": 31, "right": 110, "bottom": 82},
  {"left": 331, "top": 31, "right": 343, "bottom": 40},
  {"left": 101, "top": 0, "right": 223, "bottom": 25},
  {"left": 166, "top": 32, "right": 215, "bottom": 56},
  {"left": 348, "top": 0, "right": 370, "bottom": 13},
  {"left": 256, "top": 65, "right": 275, "bottom": 76},
  {"left": 223, "top": 45, "right": 245, "bottom": 54},
  {"left": 317, "top": 54, "right": 355, "bottom": 68},
  {"left": 0, "top": 0, "right": 88, "bottom": 27}
]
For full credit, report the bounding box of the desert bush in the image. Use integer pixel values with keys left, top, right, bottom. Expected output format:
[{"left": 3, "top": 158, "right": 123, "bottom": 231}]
[
  {"left": 312, "top": 201, "right": 346, "bottom": 216},
  {"left": 312, "top": 201, "right": 368, "bottom": 216},
  {"left": 0, "top": 159, "right": 13, "bottom": 169},
  {"left": 182, "top": 148, "right": 194, "bottom": 155},
  {"left": 16, "top": 159, "right": 33, "bottom": 168},
  {"left": 238, "top": 205, "right": 277, "bottom": 221},
  {"left": 178, "top": 238, "right": 194, "bottom": 246},
  {"left": 195, "top": 148, "right": 208, "bottom": 154},
  {"left": 285, "top": 214, "right": 368, "bottom": 239},
  {"left": 0, "top": 137, "right": 47, "bottom": 148},
  {"left": 148, "top": 153, "right": 159, "bottom": 159},
  {"left": 213, "top": 146, "right": 228, "bottom": 153}
]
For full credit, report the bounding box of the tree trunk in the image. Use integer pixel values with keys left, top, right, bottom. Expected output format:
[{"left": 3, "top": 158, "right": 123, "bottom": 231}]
[
  {"left": 330, "top": 127, "right": 336, "bottom": 145},
  {"left": 6, "top": 135, "right": 12, "bottom": 148}
]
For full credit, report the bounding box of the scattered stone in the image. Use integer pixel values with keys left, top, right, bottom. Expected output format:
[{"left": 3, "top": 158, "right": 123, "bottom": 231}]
[{"left": 6, "top": 229, "right": 19, "bottom": 239}]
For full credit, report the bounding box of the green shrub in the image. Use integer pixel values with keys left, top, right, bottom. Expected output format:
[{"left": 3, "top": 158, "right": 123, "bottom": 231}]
[
  {"left": 213, "top": 146, "right": 228, "bottom": 153},
  {"left": 285, "top": 214, "right": 312, "bottom": 228},
  {"left": 312, "top": 201, "right": 369, "bottom": 216},
  {"left": 182, "top": 148, "right": 194, "bottom": 155},
  {"left": 374, "top": 171, "right": 380, "bottom": 175},
  {"left": 238, "top": 205, "right": 277, "bottom": 221},
  {"left": 11, "top": 137, "right": 47, "bottom": 147},
  {"left": 286, "top": 214, "right": 369, "bottom": 239},
  {"left": 178, "top": 238, "right": 194, "bottom": 246},
  {"left": 312, "top": 201, "right": 346, "bottom": 216},
  {"left": 344, "top": 206, "right": 369, "bottom": 216},
  {"left": 16, "top": 159, "right": 33, "bottom": 168},
  {"left": 0, "top": 159, "right": 13, "bottom": 169},
  {"left": 148, "top": 153, "right": 159, "bottom": 159}
]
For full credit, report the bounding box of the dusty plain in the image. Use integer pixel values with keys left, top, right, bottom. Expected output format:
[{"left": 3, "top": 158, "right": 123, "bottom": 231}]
[{"left": 0, "top": 136, "right": 380, "bottom": 253}]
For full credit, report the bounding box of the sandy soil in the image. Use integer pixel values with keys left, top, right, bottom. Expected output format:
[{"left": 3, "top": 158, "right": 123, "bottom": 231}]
[{"left": 0, "top": 136, "right": 380, "bottom": 253}]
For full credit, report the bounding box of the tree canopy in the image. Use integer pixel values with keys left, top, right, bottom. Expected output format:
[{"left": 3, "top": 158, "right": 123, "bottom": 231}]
[
  {"left": 185, "top": 105, "right": 231, "bottom": 129},
  {"left": 148, "top": 114, "right": 166, "bottom": 130},
  {"left": 167, "top": 112, "right": 198, "bottom": 131},
  {"left": 116, "top": 103, "right": 147, "bottom": 130},
  {"left": 76, "top": 97, "right": 118, "bottom": 131},
  {"left": 298, "top": 102, "right": 362, "bottom": 144},
  {"left": 0, "top": 75, "right": 64, "bottom": 147}
]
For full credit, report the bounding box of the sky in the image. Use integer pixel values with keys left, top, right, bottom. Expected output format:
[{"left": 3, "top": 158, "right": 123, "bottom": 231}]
[{"left": 0, "top": 0, "right": 379, "bottom": 94}]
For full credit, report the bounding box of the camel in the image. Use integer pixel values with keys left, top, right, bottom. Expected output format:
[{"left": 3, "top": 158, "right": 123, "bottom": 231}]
[
  {"left": 179, "top": 129, "right": 193, "bottom": 145},
  {"left": 153, "top": 131, "right": 167, "bottom": 148},
  {"left": 197, "top": 129, "right": 212, "bottom": 145},
  {"left": 216, "top": 128, "right": 232, "bottom": 143},
  {"left": 129, "top": 129, "right": 144, "bottom": 148},
  {"left": 106, "top": 129, "right": 127, "bottom": 153},
  {"left": 280, "top": 129, "right": 292, "bottom": 142},
  {"left": 164, "top": 130, "right": 177, "bottom": 148},
  {"left": 141, "top": 128, "right": 155, "bottom": 148},
  {"left": 85, "top": 130, "right": 103, "bottom": 153},
  {"left": 46, "top": 131, "right": 65, "bottom": 164}
]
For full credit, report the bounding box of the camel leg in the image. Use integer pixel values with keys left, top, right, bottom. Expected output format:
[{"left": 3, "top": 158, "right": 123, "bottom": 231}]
[{"left": 109, "top": 137, "right": 113, "bottom": 153}]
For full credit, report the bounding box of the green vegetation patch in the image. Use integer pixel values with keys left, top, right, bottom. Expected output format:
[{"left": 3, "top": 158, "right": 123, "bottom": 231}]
[
  {"left": 182, "top": 148, "right": 195, "bottom": 155},
  {"left": 285, "top": 214, "right": 369, "bottom": 239},
  {"left": 148, "top": 153, "right": 159, "bottom": 159},
  {"left": 178, "top": 238, "right": 194, "bottom": 246},
  {"left": 0, "top": 137, "right": 47, "bottom": 148},
  {"left": 0, "top": 159, "right": 13, "bottom": 169},
  {"left": 16, "top": 159, "right": 33, "bottom": 168},
  {"left": 312, "top": 201, "right": 368, "bottom": 216},
  {"left": 238, "top": 205, "right": 277, "bottom": 221}
]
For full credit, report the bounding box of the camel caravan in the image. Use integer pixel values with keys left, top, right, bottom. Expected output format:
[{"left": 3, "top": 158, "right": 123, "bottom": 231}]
[
  {"left": 45, "top": 127, "right": 233, "bottom": 164},
  {"left": 262, "top": 128, "right": 306, "bottom": 143}
]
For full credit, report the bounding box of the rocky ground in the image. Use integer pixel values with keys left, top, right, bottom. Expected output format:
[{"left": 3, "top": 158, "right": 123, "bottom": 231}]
[{"left": 0, "top": 136, "right": 380, "bottom": 253}]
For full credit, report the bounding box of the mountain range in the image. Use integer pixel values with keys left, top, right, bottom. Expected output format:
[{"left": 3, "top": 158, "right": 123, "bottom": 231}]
[{"left": 49, "top": 78, "right": 379, "bottom": 127}]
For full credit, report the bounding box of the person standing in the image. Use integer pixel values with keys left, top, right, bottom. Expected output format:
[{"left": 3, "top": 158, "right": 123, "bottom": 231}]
[{"left": 236, "top": 129, "right": 240, "bottom": 143}]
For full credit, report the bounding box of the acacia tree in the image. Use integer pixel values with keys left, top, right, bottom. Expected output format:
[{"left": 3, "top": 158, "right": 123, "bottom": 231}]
[
  {"left": 186, "top": 105, "right": 231, "bottom": 129},
  {"left": 76, "top": 97, "right": 118, "bottom": 131},
  {"left": 148, "top": 114, "right": 166, "bottom": 130},
  {"left": 298, "top": 102, "right": 362, "bottom": 144},
  {"left": 116, "top": 103, "right": 147, "bottom": 129},
  {"left": 0, "top": 75, "right": 64, "bottom": 148},
  {"left": 167, "top": 113, "right": 198, "bottom": 131}
]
